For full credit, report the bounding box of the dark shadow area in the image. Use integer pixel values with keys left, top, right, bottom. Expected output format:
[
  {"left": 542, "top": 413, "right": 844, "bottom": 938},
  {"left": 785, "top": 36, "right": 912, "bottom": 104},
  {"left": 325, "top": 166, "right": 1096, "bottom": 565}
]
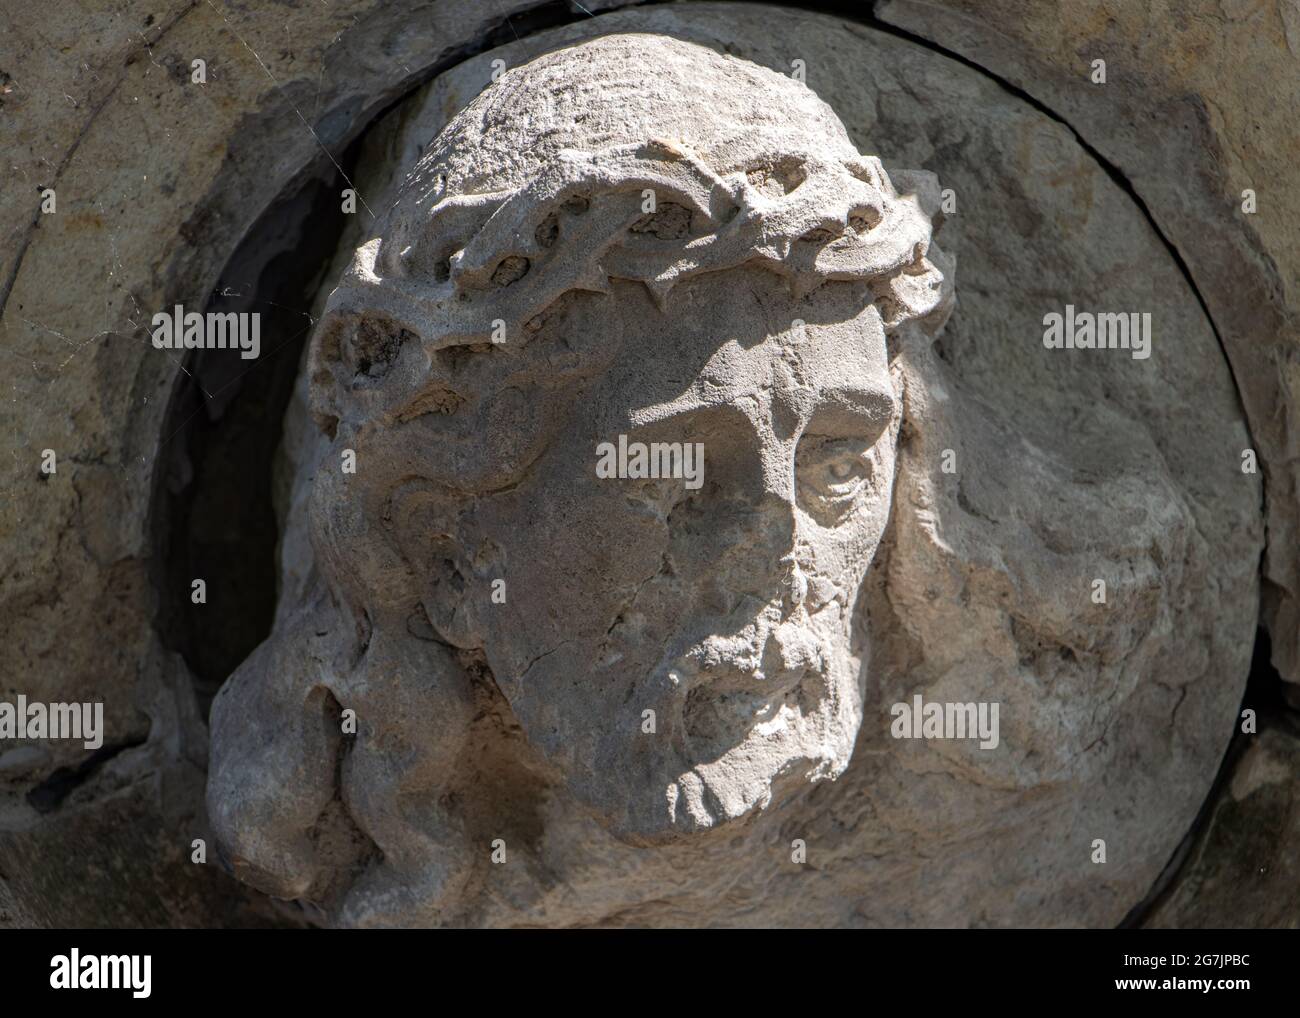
[
  {"left": 25, "top": 734, "right": 150, "bottom": 814},
  {"left": 150, "top": 152, "right": 356, "bottom": 718},
  {"left": 1118, "top": 627, "right": 1297, "bottom": 927}
]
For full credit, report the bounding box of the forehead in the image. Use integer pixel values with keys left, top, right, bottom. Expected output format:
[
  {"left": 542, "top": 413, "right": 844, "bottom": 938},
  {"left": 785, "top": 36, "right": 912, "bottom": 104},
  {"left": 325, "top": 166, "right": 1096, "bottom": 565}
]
[
  {"left": 573, "top": 273, "right": 895, "bottom": 435},
  {"left": 310, "top": 269, "right": 896, "bottom": 463},
  {"left": 640, "top": 328, "right": 892, "bottom": 431}
]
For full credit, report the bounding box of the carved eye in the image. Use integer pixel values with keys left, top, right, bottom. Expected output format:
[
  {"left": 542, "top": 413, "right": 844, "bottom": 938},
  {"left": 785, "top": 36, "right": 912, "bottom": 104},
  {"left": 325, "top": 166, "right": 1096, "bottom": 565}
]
[
  {"left": 795, "top": 435, "right": 878, "bottom": 521},
  {"left": 798, "top": 226, "right": 841, "bottom": 244}
]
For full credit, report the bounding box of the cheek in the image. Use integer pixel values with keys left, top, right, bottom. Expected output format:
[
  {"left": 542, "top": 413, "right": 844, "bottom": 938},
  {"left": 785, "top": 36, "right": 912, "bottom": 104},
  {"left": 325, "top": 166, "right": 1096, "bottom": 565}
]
[
  {"left": 477, "top": 472, "right": 673, "bottom": 651},
  {"left": 310, "top": 456, "right": 413, "bottom": 616},
  {"left": 870, "top": 438, "right": 899, "bottom": 527},
  {"left": 805, "top": 439, "right": 897, "bottom": 589}
]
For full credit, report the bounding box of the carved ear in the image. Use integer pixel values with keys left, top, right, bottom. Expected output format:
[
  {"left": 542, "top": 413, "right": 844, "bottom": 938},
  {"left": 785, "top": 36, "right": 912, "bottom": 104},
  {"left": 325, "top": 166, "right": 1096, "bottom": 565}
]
[{"left": 386, "top": 480, "right": 485, "bottom": 650}]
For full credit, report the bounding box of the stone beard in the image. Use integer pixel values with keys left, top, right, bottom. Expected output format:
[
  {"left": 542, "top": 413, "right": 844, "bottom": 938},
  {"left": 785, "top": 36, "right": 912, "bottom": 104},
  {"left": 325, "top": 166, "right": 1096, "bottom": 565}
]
[{"left": 206, "top": 33, "right": 953, "bottom": 925}]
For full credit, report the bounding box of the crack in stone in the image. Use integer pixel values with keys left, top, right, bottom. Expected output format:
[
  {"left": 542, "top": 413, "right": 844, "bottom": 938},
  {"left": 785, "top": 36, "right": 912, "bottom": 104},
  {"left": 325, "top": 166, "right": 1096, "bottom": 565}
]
[
  {"left": 24, "top": 734, "right": 150, "bottom": 815},
  {"left": 856, "top": 0, "right": 1263, "bottom": 495}
]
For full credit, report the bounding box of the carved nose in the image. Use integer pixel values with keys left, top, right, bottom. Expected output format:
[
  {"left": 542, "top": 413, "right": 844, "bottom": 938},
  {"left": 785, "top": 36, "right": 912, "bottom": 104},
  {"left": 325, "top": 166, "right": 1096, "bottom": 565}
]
[{"left": 720, "top": 491, "right": 798, "bottom": 599}]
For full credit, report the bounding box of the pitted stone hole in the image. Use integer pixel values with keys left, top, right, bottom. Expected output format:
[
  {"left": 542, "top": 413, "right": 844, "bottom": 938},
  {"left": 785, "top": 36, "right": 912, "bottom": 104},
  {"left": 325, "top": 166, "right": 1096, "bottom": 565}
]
[
  {"left": 435, "top": 342, "right": 494, "bottom": 375},
  {"left": 535, "top": 212, "right": 559, "bottom": 248},
  {"left": 745, "top": 155, "right": 807, "bottom": 197},
  {"left": 346, "top": 317, "right": 415, "bottom": 380},
  {"left": 396, "top": 381, "right": 465, "bottom": 422},
  {"left": 850, "top": 204, "right": 883, "bottom": 232},
  {"left": 490, "top": 255, "right": 530, "bottom": 287},
  {"left": 799, "top": 226, "right": 841, "bottom": 244},
  {"left": 630, "top": 200, "right": 693, "bottom": 239}
]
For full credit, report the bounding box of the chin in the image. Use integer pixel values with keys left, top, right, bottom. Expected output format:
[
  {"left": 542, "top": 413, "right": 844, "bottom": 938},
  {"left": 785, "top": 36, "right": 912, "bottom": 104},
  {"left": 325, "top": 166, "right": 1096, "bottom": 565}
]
[{"left": 661, "top": 663, "right": 865, "bottom": 834}]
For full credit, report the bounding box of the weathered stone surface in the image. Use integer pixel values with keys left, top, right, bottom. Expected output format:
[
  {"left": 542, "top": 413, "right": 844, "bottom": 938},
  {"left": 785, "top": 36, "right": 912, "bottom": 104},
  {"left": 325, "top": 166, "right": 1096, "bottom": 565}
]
[
  {"left": 243, "top": 4, "right": 1261, "bottom": 926},
  {"left": 0, "top": 0, "right": 636, "bottom": 928},
  {"left": 875, "top": 0, "right": 1300, "bottom": 695},
  {"left": 0, "top": 0, "right": 1284, "bottom": 928}
]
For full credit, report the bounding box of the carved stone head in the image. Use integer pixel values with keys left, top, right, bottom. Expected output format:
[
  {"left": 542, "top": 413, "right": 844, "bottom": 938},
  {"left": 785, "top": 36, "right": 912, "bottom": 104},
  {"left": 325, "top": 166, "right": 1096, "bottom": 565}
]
[{"left": 208, "top": 33, "right": 952, "bottom": 922}]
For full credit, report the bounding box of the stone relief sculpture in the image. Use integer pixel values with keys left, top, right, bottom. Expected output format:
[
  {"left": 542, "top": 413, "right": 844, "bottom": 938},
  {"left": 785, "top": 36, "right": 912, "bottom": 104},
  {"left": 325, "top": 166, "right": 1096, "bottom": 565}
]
[
  {"left": 202, "top": 7, "right": 1261, "bottom": 927},
  {"left": 208, "top": 33, "right": 954, "bottom": 925},
  {"left": 5, "top": 0, "right": 1290, "bottom": 937}
]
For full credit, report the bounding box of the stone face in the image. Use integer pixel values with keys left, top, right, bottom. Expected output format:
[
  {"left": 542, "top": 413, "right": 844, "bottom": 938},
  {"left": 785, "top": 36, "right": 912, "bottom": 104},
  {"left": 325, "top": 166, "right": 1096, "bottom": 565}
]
[
  {"left": 0, "top": 0, "right": 1283, "bottom": 928},
  {"left": 209, "top": 31, "right": 955, "bottom": 925},
  {"left": 228, "top": 5, "right": 1261, "bottom": 926}
]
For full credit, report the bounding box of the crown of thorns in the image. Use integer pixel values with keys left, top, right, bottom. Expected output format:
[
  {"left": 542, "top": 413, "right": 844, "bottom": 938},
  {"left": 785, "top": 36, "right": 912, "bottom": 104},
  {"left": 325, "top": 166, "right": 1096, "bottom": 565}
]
[{"left": 315, "top": 131, "right": 952, "bottom": 365}]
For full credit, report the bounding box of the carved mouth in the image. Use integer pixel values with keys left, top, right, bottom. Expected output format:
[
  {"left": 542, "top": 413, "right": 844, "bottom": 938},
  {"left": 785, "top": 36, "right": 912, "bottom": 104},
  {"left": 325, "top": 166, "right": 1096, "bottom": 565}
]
[
  {"left": 660, "top": 613, "right": 837, "bottom": 762},
  {"left": 680, "top": 669, "right": 827, "bottom": 763},
  {"left": 668, "top": 605, "right": 834, "bottom": 690}
]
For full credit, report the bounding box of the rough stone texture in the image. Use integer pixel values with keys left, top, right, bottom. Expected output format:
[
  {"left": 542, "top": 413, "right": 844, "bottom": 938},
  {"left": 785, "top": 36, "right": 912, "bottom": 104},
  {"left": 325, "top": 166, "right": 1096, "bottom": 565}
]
[
  {"left": 209, "top": 32, "right": 955, "bottom": 925},
  {"left": 875, "top": 0, "right": 1300, "bottom": 694},
  {"left": 0, "top": 0, "right": 633, "bottom": 928},
  {"left": 0, "top": 0, "right": 1286, "bottom": 928},
  {"left": 1147, "top": 720, "right": 1300, "bottom": 928},
  {"left": 234, "top": 5, "right": 1261, "bottom": 926}
]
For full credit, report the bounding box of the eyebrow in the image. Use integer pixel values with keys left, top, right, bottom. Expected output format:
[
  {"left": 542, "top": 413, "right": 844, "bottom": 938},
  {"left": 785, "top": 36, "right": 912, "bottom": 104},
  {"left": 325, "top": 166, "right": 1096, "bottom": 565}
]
[
  {"left": 798, "top": 385, "right": 897, "bottom": 439},
  {"left": 817, "top": 382, "right": 897, "bottom": 421}
]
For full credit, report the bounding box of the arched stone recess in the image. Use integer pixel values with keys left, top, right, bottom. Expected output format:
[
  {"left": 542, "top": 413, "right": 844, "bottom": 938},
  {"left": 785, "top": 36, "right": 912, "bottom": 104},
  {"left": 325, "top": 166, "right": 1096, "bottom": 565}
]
[{"left": 0, "top": 0, "right": 1276, "bottom": 927}]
